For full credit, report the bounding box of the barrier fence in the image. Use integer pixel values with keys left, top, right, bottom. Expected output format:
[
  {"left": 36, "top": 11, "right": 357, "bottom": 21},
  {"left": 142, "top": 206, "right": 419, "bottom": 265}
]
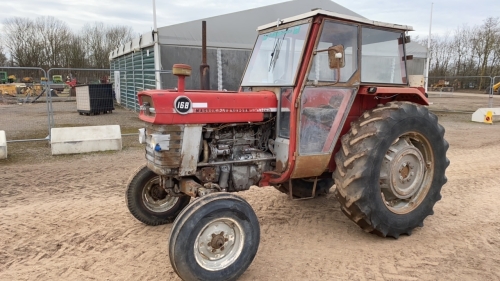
[
  {"left": 0, "top": 66, "right": 172, "bottom": 142},
  {"left": 428, "top": 76, "right": 499, "bottom": 108},
  {"left": 0, "top": 66, "right": 50, "bottom": 142},
  {"left": 1, "top": 67, "right": 499, "bottom": 144}
]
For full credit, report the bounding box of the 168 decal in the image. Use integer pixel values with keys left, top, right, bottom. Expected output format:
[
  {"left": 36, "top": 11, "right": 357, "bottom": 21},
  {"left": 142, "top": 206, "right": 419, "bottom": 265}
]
[{"left": 174, "top": 96, "right": 192, "bottom": 114}]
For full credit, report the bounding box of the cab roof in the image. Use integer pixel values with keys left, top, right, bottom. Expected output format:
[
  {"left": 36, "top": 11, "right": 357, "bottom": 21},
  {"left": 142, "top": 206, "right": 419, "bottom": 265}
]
[{"left": 257, "top": 9, "right": 414, "bottom": 32}]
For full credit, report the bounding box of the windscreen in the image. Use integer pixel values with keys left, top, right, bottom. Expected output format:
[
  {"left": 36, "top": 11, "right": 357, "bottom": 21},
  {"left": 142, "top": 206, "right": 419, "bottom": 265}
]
[{"left": 241, "top": 23, "right": 310, "bottom": 86}]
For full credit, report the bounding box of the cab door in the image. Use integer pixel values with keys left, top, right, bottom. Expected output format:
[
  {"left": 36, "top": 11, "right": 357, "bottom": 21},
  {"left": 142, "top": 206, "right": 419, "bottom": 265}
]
[{"left": 292, "top": 20, "right": 360, "bottom": 178}]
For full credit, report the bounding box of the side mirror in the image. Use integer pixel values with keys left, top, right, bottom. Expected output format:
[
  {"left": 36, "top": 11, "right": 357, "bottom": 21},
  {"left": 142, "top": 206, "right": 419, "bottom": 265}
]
[{"left": 328, "top": 45, "right": 345, "bottom": 69}]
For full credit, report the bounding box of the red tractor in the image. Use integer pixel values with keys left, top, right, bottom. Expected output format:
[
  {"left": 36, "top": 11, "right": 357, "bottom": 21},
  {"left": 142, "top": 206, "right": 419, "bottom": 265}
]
[{"left": 126, "top": 9, "right": 448, "bottom": 281}]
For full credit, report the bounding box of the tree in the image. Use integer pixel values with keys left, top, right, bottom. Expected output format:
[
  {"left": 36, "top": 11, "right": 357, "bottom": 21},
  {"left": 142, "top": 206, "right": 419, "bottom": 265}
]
[
  {"left": 82, "top": 23, "right": 133, "bottom": 68},
  {"left": 0, "top": 45, "right": 7, "bottom": 66},
  {"left": 36, "top": 17, "right": 72, "bottom": 68},
  {"left": 1, "top": 17, "right": 133, "bottom": 69},
  {"left": 422, "top": 16, "right": 500, "bottom": 89},
  {"left": 3, "top": 17, "right": 45, "bottom": 67}
]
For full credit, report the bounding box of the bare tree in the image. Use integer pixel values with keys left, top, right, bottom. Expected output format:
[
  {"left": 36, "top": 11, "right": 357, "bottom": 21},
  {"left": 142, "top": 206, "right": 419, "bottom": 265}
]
[
  {"left": 472, "top": 18, "right": 499, "bottom": 88},
  {"left": 3, "top": 17, "right": 45, "bottom": 67},
  {"left": 0, "top": 45, "right": 7, "bottom": 66},
  {"left": 2, "top": 16, "right": 132, "bottom": 69},
  {"left": 36, "top": 16, "right": 72, "bottom": 68},
  {"left": 82, "top": 23, "right": 132, "bottom": 68},
  {"left": 422, "top": 16, "right": 500, "bottom": 89},
  {"left": 61, "top": 34, "right": 88, "bottom": 69}
]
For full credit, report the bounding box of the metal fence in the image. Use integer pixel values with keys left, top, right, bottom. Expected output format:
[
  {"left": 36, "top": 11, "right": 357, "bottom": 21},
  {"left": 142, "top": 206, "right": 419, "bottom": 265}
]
[
  {"left": 1, "top": 67, "right": 500, "bottom": 144},
  {"left": 428, "top": 75, "right": 500, "bottom": 107},
  {"left": 0, "top": 66, "right": 174, "bottom": 143},
  {"left": 0, "top": 66, "right": 50, "bottom": 142}
]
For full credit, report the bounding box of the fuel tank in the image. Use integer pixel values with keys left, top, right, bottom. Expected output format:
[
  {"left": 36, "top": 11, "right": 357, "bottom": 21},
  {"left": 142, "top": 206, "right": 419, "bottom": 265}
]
[{"left": 138, "top": 90, "right": 277, "bottom": 124}]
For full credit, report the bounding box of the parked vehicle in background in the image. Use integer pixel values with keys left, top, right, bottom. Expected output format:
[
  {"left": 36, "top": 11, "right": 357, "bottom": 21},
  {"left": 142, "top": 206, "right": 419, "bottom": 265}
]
[
  {"left": 0, "top": 72, "right": 7, "bottom": 84},
  {"left": 485, "top": 81, "right": 500, "bottom": 95}
]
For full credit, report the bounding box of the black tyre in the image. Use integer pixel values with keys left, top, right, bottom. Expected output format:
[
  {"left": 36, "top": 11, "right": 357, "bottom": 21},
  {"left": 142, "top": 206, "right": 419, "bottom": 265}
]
[
  {"left": 275, "top": 178, "right": 334, "bottom": 198},
  {"left": 334, "top": 102, "right": 449, "bottom": 238},
  {"left": 169, "top": 193, "right": 260, "bottom": 281},
  {"left": 126, "top": 165, "right": 191, "bottom": 226}
]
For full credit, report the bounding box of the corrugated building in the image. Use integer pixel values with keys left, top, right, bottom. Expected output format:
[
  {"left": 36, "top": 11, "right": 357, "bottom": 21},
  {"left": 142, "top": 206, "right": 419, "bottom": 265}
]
[{"left": 110, "top": 0, "right": 427, "bottom": 111}]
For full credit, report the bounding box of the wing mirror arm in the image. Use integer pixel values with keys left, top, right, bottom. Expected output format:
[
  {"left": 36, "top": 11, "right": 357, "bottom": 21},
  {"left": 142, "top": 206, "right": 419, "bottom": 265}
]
[{"left": 310, "top": 44, "right": 345, "bottom": 86}]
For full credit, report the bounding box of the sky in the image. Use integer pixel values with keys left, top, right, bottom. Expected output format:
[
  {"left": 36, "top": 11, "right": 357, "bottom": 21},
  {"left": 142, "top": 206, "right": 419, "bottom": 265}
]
[{"left": 0, "top": 0, "right": 499, "bottom": 42}]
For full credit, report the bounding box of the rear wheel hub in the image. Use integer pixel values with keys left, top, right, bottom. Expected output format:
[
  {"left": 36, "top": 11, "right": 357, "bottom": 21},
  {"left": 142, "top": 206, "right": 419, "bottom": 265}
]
[{"left": 380, "top": 134, "right": 434, "bottom": 214}]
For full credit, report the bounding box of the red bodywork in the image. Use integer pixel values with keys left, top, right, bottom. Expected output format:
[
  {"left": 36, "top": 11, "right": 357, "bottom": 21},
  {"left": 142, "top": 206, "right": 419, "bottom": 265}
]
[
  {"left": 138, "top": 90, "right": 277, "bottom": 124},
  {"left": 138, "top": 15, "right": 429, "bottom": 187}
]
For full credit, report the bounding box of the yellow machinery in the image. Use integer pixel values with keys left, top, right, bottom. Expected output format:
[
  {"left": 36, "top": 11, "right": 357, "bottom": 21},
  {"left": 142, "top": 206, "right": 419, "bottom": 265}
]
[
  {"left": 0, "top": 74, "right": 45, "bottom": 97},
  {"left": 430, "top": 80, "right": 453, "bottom": 92},
  {"left": 485, "top": 82, "right": 500, "bottom": 94},
  {"left": 21, "top": 77, "right": 34, "bottom": 83},
  {"left": 0, "top": 84, "right": 20, "bottom": 96},
  {"left": 0, "top": 83, "right": 44, "bottom": 97},
  {"left": 494, "top": 82, "right": 500, "bottom": 93}
]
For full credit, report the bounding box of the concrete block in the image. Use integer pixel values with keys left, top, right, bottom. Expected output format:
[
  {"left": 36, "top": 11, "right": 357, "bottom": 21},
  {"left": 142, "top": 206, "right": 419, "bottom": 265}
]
[
  {"left": 51, "top": 125, "right": 122, "bottom": 155},
  {"left": 471, "top": 108, "right": 500, "bottom": 123},
  {"left": 0, "top": 130, "right": 6, "bottom": 159}
]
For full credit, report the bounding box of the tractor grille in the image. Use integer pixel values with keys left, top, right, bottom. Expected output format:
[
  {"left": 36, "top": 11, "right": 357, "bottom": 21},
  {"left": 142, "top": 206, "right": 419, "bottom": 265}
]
[{"left": 145, "top": 124, "right": 184, "bottom": 175}]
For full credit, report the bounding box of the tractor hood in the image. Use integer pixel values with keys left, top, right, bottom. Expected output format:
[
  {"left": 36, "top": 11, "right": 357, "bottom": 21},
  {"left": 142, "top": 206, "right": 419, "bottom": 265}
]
[{"left": 138, "top": 90, "right": 277, "bottom": 124}]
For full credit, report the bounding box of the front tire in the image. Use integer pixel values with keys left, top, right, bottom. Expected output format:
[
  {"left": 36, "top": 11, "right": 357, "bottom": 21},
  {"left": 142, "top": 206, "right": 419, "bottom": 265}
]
[
  {"left": 126, "top": 166, "right": 191, "bottom": 226},
  {"left": 334, "top": 102, "right": 449, "bottom": 238},
  {"left": 169, "top": 193, "right": 260, "bottom": 281}
]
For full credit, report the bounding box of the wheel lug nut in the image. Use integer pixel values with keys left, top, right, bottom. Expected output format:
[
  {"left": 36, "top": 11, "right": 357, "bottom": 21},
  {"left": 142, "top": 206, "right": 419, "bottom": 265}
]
[
  {"left": 225, "top": 238, "right": 228, "bottom": 242},
  {"left": 221, "top": 246, "right": 225, "bottom": 251}
]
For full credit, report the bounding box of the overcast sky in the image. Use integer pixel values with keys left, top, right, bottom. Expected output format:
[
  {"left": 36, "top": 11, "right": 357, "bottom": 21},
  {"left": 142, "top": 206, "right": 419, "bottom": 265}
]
[{"left": 1, "top": 0, "right": 499, "bottom": 40}]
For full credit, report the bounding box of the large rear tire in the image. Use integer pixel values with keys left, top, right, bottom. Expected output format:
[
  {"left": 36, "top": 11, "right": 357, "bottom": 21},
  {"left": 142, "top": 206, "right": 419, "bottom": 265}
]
[
  {"left": 126, "top": 166, "right": 191, "bottom": 226},
  {"left": 334, "top": 102, "right": 449, "bottom": 238},
  {"left": 169, "top": 193, "right": 260, "bottom": 281}
]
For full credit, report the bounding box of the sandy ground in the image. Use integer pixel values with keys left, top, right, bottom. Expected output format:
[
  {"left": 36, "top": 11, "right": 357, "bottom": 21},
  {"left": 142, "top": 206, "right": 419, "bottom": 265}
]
[{"left": 1, "top": 93, "right": 500, "bottom": 280}]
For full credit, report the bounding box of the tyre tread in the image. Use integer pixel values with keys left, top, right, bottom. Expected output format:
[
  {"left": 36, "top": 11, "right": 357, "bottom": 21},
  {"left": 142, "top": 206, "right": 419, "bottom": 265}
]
[{"left": 333, "top": 102, "right": 449, "bottom": 237}]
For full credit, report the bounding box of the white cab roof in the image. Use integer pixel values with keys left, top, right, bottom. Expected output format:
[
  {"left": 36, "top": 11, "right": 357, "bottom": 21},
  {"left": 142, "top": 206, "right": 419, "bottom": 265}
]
[{"left": 258, "top": 9, "right": 413, "bottom": 31}]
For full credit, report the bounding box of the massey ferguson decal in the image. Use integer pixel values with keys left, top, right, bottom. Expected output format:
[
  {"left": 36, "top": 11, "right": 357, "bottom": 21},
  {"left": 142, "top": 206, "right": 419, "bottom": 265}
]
[{"left": 193, "top": 108, "right": 277, "bottom": 113}]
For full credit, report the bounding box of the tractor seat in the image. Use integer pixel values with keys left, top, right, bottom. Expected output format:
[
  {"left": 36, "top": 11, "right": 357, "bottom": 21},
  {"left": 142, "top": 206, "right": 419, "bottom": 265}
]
[{"left": 303, "top": 107, "right": 338, "bottom": 126}]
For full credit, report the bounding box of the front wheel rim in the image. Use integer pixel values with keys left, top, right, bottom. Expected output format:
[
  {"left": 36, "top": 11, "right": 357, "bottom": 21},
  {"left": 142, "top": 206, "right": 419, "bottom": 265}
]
[
  {"left": 141, "top": 176, "right": 178, "bottom": 212},
  {"left": 194, "top": 218, "right": 245, "bottom": 271},
  {"left": 380, "top": 132, "right": 434, "bottom": 214}
]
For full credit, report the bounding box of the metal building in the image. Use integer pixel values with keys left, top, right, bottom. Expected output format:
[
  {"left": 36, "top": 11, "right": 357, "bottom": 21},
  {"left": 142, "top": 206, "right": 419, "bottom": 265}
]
[{"left": 109, "top": 0, "right": 427, "bottom": 111}]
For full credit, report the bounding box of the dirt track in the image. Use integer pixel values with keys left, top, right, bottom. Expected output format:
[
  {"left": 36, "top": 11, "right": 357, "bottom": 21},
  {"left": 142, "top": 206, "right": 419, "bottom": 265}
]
[{"left": 1, "top": 93, "right": 500, "bottom": 280}]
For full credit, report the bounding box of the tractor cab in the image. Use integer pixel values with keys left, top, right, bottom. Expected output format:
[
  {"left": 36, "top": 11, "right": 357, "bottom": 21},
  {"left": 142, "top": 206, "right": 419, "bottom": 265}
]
[{"left": 240, "top": 10, "right": 426, "bottom": 183}]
